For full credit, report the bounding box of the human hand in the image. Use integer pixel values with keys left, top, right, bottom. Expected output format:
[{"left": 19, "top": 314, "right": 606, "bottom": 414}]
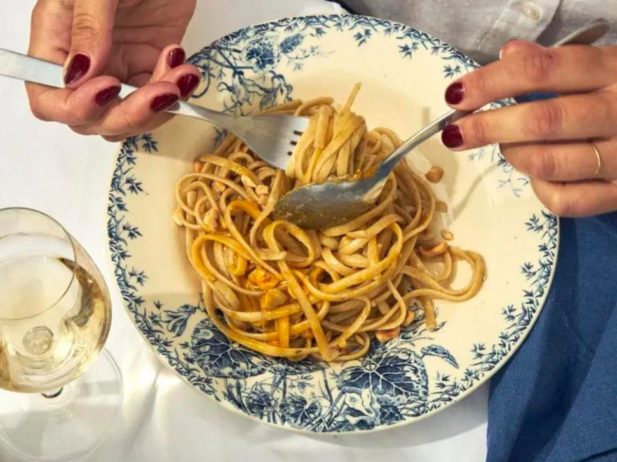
[
  {"left": 441, "top": 41, "right": 617, "bottom": 217},
  {"left": 27, "top": 0, "right": 200, "bottom": 141}
]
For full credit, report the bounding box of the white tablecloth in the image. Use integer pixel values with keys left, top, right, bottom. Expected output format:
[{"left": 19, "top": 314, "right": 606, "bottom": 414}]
[{"left": 0, "top": 1, "right": 488, "bottom": 460}]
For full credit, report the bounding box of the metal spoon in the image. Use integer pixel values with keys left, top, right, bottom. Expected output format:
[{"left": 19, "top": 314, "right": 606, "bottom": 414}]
[{"left": 272, "top": 19, "right": 609, "bottom": 229}]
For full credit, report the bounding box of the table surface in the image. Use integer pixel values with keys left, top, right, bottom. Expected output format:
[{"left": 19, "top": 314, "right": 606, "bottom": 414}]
[{"left": 0, "top": 1, "right": 488, "bottom": 460}]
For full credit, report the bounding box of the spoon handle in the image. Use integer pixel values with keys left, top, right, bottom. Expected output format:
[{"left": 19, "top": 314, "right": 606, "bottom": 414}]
[
  {"left": 375, "top": 18, "right": 609, "bottom": 182},
  {"left": 377, "top": 108, "right": 463, "bottom": 175}
]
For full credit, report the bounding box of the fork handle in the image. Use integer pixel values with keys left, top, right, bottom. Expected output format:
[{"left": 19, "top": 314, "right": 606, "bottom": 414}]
[{"left": 0, "top": 48, "right": 237, "bottom": 128}]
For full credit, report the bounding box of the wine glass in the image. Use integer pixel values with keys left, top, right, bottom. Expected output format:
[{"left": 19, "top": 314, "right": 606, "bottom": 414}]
[{"left": 0, "top": 207, "right": 123, "bottom": 461}]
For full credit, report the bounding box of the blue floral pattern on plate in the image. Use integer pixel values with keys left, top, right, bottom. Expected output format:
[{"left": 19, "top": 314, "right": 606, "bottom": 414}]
[{"left": 107, "top": 15, "right": 558, "bottom": 433}]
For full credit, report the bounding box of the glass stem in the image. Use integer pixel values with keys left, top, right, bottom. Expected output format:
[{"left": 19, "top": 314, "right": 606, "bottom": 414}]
[{"left": 41, "top": 387, "right": 64, "bottom": 399}]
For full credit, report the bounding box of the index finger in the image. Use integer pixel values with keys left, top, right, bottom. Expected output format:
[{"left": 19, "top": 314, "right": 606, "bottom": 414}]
[
  {"left": 445, "top": 42, "right": 617, "bottom": 111},
  {"left": 28, "top": 0, "right": 72, "bottom": 61},
  {"left": 26, "top": 1, "right": 72, "bottom": 111}
]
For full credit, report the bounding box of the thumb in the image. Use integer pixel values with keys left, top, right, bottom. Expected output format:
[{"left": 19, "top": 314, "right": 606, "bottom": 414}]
[
  {"left": 64, "top": 0, "right": 119, "bottom": 87},
  {"left": 499, "top": 39, "right": 542, "bottom": 60}
]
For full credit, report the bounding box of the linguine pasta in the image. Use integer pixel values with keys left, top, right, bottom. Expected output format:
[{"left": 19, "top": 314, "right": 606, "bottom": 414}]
[{"left": 173, "top": 86, "right": 485, "bottom": 362}]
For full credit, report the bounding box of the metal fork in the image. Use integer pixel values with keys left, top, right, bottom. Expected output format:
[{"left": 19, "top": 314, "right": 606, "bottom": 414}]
[{"left": 0, "top": 48, "right": 307, "bottom": 169}]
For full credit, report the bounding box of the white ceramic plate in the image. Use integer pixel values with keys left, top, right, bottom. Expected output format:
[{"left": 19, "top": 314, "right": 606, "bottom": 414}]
[{"left": 106, "top": 15, "right": 558, "bottom": 433}]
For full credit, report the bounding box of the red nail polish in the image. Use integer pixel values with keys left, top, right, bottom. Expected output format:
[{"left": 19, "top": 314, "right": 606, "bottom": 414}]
[
  {"left": 150, "top": 93, "right": 179, "bottom": 112},
  {"left": 442, "top": 124, "right": 464, "bottom": 148},
  {"left": 64, "top": 53, "right": 90, "bottom": 85},
  {"left": 177, "top": 74, "right": 200, "bottom": 98},
  {"left": 168, "top": 48, "right": 186, "bottom": 68},
  {"left": 95, "top": 86, "right": 121, "bottom": 106},
  {"left": 445, "top": 82, "right": 464, "bottom": 105}
]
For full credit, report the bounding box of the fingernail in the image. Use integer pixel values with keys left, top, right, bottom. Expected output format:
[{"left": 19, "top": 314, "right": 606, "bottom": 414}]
[
  {"left": 95, "top": 85, "right": 121, "bottom": 106},
  {"left": 150, "top": 93, "right": 179, "bottom": 112},
  {"left": 177, "top": 74, "right": 200, "bottom": 98},
  {"left": 445, "top": 82, "right": 464, "bottom": 105},
  {"left": 168, "top": 47, "right": 186, "bottom": 68},
  {"left": 441, "top": 124, "right": 464, "bottom": 148},
  {"left": 64, "top": 53, "right": 90, "bottom": 85}
]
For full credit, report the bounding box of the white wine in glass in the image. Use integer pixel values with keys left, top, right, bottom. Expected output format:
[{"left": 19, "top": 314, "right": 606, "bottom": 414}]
[{"left": 0, "top": 207, "right": 123, "bottom": 461}]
